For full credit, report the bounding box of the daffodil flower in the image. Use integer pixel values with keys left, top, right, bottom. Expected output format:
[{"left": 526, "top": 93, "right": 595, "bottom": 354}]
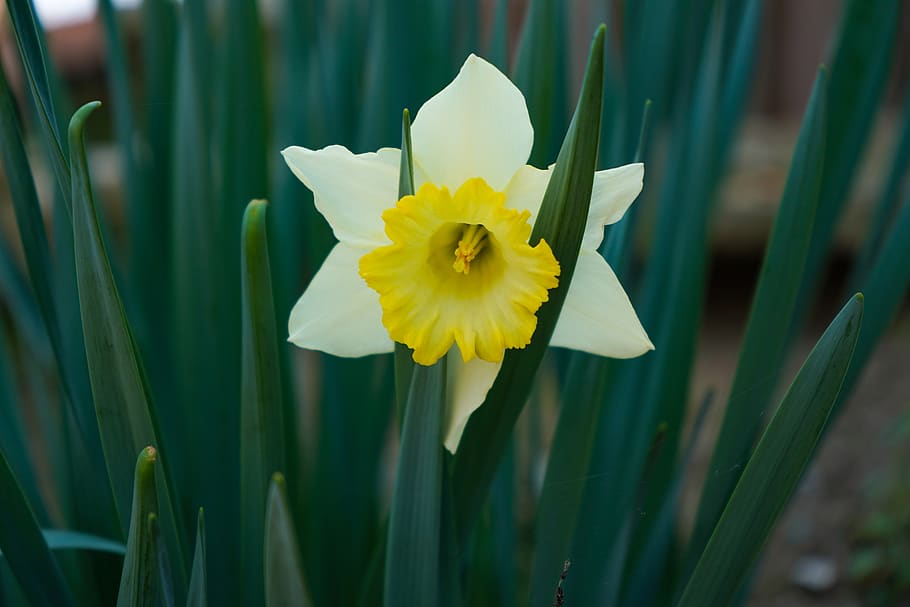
[{"left": 282, "top": 55, "right": 653, "bottom": 452}]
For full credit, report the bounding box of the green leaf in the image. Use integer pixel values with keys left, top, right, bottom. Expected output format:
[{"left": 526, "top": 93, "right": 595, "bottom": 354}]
[
  {"left": 0, "top": 275, "right": 45, "bottom": 511},
  {"left": 676, "top": 294, "right": 864, "bottom": 607},
  {"left": 487, "top": 0, "right": 508, "bottom": 71},
  {"left": 384, "top": 361, "right": 447, "bottom": 607},
  {"left": 851, "top": 83, "right": 910, "bottom": 288},
  {"left": 689, "top": 66, "right": 828, "bottom": 565},
  {"left": 5, "top": 0, "right": 71, "bottom": 213},
  {"left": 793, "top": 0, "right": 899, "bottom": 332},
  {"left": 621, "top": 393, "right": 713, "bottom": 606},
  {"left": 69, "top": 101, "right": 187, "bottom": 585},
  {"left": 186, "top": 510, "right": 207, "bottom": 607},
  {"left": 841, "top": 190, "right": 910, "bottom": 401},
  {"left": 0, "top": 52, "right": 96, "bottom": 450},
  {"left": 565, "top": 15, "right": 725, "bottom": 602},
  {"left": 0, "top": 448, "right": 75, "bottom": 606},
  {"left": 117, "top": 447, "right": 161, "bottom": 607},
  {"left": 452, "top": 25, "right": 606, "bottom": 540},
  {"left": 513, "top": 0, "right": 567, "bottom": 165},
  {"left": 40, "top": 530, "right": 126, "bottom": 556},
  {"left": 264, "top": 474, "right": 309, "bottom": 607},
  {"left": 394, "top": 109, "right": 416, "bottom": 429},
  {"left": 240, "top": 199, "right": 286, "bottom": 606},
  {"left": 528, "top": 356, "right": 613, "bottom": 606}
]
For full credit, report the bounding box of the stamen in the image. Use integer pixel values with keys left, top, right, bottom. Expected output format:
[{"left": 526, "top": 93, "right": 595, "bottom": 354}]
[{"left": 453, "top": 224, "right": 488, "bottom": 274}]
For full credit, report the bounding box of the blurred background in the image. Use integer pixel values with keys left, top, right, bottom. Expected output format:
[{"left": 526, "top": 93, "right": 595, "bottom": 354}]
[{"left": 1, "top": 1, "right": 909, "bottom": 605}]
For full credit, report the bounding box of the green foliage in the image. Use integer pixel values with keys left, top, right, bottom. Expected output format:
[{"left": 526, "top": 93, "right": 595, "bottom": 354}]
[
  {"left": 0, "top": 1, "right": 906, "bottom": 606},
  {"left": 117, "top": 447, "right": 162, "bottom": 607},
  {"left": 678, "top": 294, "right": 863, "bottom": 606}
]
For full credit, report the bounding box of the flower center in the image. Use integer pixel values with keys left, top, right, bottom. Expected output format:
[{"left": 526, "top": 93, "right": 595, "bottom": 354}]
[
  {"left": 359, "top": 178, "right": 560, "bottom": 365},
  {"left": 452, "top": 224, "right": 489, "bottom": 274}
]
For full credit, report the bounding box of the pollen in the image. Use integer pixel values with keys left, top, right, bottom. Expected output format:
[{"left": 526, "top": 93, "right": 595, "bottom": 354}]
[{"left": 359, "top": 178, "right": 560, "bottom": 366}]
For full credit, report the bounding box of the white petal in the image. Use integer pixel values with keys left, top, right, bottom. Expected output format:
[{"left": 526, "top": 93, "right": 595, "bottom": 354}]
[
  {"left": 504, "top": 164, "right": 551, "bottom": 223},
  {"left": 288, "top": 243, "right": 393, "bottom": 357},
  {"left": 551, "top": 251, "right": 654, "bottom": 358},
  {"left": 583, "top": 163, "right": 644, "bottom": 250},
  {"left": 411, "top": 54, "right": 533, "bottom": 192},
  {"left": 505, "top": 163, "right": 644, "bottom": 250},
  {"left": 443, "top": 354, "right": 501, "bottom": 453},
  {"left": 281, "top": 145, "right": 400, "bottom": 248}
]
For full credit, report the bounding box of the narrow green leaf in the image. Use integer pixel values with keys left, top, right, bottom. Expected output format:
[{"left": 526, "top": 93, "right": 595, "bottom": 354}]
[
  {"left": 240, "top": 199, "right": 286, "bottom": 606},
  {"left": 0, "top": 55, "right": 95, "bottom": 446},
  {"left": 793, "top": 0, "right": 899, "bottom": 331},
  {"left": 513, "top": 0, "right": 567, "bottom": 165},
  {"left": 0, "top": 448, "right": 74, "bottom": 607},
  {"left": 487, "top": 0, "right": 508, "bottom": 71},
  {"left": 622, "top": 392, "right": 713, "bottom": 606},
  {"left": 151, "top": 514, "right": 176, "bottom": 607},
  {"left": 453, "top": 25, "right": 606, "bottom": 539},
  {"left": 40, "top": 530, "right": 126, "bottom": 556},
  {"left": 677, "top": 294, "right": 864, "bottom": 607},
  {"left": 394, "top": 109, "right": 416, "bottom": 429},
  {"left": 69, "top": 102, "right": 187, "bottom": 585},
  {"left": 264, "top": 474, "right": 309, "bottom": 607},
  {"left": 117, "top": 447, "right": 160, "bottom": 607},
  {"left": 689, "top": 67, "right": 828, "bottom": 565},
  {"left": 186, "top": 510, "right": 207, "bottom": 607},
  {"left": 528, "top": 356, "right": 611, "bottom": 606},
  {"left": 566, "top": 16, "right": 724, "bottom": 603},
  {"left": 0, "top": 60, "right": 57, "bottom": 367},
  {"left": 97, "top": 0, "right": 169, "bottom": 379},
  {"left": 841, "top": 192, "right": 910, "bottom": 401},
  {"left": 851, "top": 85, "right": 910, "bottom": 287},
  {"left": 5, "top": 0, "right": 71, "bottom": 214},
  {"left": 0, "top": 324, "right": 43, "bottom": 516},
  {"left": 385, "top": 361, "right": 447, "bottom": 607}
]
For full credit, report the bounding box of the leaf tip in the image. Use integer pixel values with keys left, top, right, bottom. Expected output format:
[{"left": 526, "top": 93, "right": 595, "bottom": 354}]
[{"left": 142, "top": 445, "right": 158, "bottom": 462}]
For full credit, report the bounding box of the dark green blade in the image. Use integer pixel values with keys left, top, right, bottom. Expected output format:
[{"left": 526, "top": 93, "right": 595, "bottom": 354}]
[
  {"left": 0, "top": 448, "right": 75, "bottom": 607},
  {"left": 689, "top": 66, "right": 828, "bottom": 566},
  {"left": 264, "top": 474, "right": 309, "bottom": 607},
  {"left": 792, "top": 0, "right": 899, "bottom": 333},
  {"left": 384, "top": 361, "right": 447, "bottom": 607},
  {"left": 117, "top": 447, "right": 160, "bottom": 607},
  {"left": 394, "top": 109, "right": 416, "bottom": 429},
  {"left": 240, "top": 200, "right": 286, "bottom": 606},
  {"left": 513, "top": 0, "right": 567, "bottom": 165},
  {"left": 841, "top": 191, "right": 910, "bottom": 402},
  {"left": 452, "top": 25, "right": 606, "bottom": 541},
  {"left": 4, "top": 0, "right": 71, "bottom": 209},
  {"left": 677, "top": 294, "right": 864, "bottom": 607},
  {"left": 186, "top": 510, "right": 207, "bottom": 607},
  {"left": 39, "top": 530, "right": 125, "bottom": 556},
  {"left": 69, "top": 102, "right": 187, "bottom": 586}
]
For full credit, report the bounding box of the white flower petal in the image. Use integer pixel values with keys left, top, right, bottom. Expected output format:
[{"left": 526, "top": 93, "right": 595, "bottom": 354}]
[
  {"left": 443, "top": 354, "right": 501, "bottom": 453},
  {"left": 583, "top": 163, "right": 644, "bottom": 250},
  {"left": 281, "top": 145, "right": 400, "bottom": 248},
  {"left": 551, "top": 251, "right": 654, "bottom": 357},
  {"left": 504, "top": 164, "right": 551, "bottom": 222},
  {"left": 411, "top": 54, "right": 533, "bottom": 192},
  {"left": 288, "top": 243, "right": 393, "bottom": 357},
  {"left": 505, "top": 163, "right": 644, "bottom": 251}
]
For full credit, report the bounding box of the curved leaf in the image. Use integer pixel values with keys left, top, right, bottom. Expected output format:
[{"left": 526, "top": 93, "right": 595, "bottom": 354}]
[
  {"left": 240, "top": 199, "right": 285, "bottom": 606},
  {"left": 0, "top": 448, "right": 74, "bottom": 606},
  {"left": 677, "top": 295, "right": 863, "bottom": 606}
]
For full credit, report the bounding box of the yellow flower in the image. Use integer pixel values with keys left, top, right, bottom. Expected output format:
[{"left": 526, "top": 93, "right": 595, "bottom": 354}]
[{"left": 282, "top": 55, "right": 653, "bottom": 452}]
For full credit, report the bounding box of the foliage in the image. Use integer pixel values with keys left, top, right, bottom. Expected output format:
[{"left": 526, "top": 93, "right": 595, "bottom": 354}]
[{"left": 0, "top": 0, "right": 907, "bottom": 605}]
